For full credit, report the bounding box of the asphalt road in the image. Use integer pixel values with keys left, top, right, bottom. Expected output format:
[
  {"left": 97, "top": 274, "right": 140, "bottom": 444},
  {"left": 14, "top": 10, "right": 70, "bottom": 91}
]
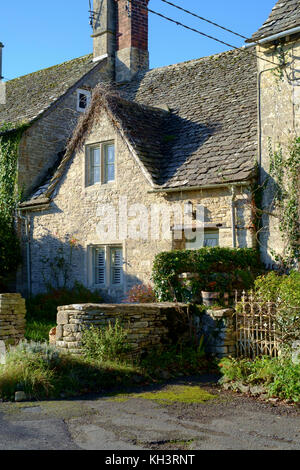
[{"left": 0, "top": 377, "right": 299, "bottom": 450}]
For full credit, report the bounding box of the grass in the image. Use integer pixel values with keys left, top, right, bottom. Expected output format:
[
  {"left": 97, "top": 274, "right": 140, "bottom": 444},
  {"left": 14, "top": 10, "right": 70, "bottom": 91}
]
[
  {"left": 0, "top": 341, "right": 147, "bottom": 401},
  {"left": 25, "top": 320, "right": 55, "bottom": 342}
]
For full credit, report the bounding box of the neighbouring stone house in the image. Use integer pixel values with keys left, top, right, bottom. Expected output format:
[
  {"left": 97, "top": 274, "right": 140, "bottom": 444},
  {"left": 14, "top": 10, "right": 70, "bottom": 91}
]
[
  {"left": 0, "top": 0, "right": 299, "bottom": 301},
  {"left": 245, "top": 0, "right": 300, "bottom": 267}
]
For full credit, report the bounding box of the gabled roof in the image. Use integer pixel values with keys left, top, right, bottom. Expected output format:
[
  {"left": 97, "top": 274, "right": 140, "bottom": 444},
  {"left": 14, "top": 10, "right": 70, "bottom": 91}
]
[
  {"left": 20, "top": 88, "right": 170, "bottom": 206},
  {"left": 21, "top": 46, "right": 258, "bottom": 208},
  {"left": 0, "top": 54, "right": 100, "bottom": 127},
  {"left": 248, "top": 0, "right": 300, "bottom": 43}
]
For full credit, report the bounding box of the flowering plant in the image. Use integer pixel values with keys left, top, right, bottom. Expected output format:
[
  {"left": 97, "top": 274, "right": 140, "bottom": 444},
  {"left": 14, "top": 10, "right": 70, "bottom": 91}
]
[{"left": 124, "top": 284, "right": 157, "bottom": 303}]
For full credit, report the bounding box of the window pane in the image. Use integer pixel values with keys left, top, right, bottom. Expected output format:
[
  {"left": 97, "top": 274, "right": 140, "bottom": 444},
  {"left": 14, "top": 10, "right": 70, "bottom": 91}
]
[
  {"left": 79, "top": 93, "right": 87, "bottom": 109},
  {"left": 93, "top": 147, "right": 100, "bottom": 165},
  {"left": 185, "top": 230, "right": 219, "bottom": 249},
  {"left": 107, "top": 144, "right": 115, "bottom": 163},
  {"left": 204, "top": 232, "right": 219, "bottom": 247},
  {"left": 104, "top": 144, "right": 115, "bottom": 182},
  {"left": 90, "top": 147, "right": 101, "bottom": 184}
]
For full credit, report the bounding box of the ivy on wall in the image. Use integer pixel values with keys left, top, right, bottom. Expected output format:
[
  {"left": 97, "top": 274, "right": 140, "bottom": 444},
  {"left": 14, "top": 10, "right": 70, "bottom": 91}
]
[
  {"left": 0, "top": 122, "right": 28, "bottom": 286},
  {"left": 268, "top": 137, "right": 300, "bottom": 269}
]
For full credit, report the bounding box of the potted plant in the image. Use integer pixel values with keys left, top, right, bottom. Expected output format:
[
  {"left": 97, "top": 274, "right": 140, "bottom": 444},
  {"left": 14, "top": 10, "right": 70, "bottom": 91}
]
[
  {"left": 201, "top": 281, "right": 220, "bottom": 306},
  {"left": 201, "top": 273, "right": 232, "bottom": 306}
]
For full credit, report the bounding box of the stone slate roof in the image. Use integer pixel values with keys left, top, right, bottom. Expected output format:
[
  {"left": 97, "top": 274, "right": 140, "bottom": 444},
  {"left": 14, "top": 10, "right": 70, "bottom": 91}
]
[
  {"left": 0, "top": 54, "right": 98, "bottom": 127},
  {"left": 20, "top": 46, "right": 258, "bottom": 206},
  {"left": 120, "top": 47, "right": 258, "bottom": 189},
  {"left": 248, "top": 0, "right": 300, "bottom": 43}
]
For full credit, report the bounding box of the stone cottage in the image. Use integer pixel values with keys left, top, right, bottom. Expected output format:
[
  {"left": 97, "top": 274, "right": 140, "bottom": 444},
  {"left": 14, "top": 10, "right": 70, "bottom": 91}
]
[{"left": 0, "top": 0, "right": 299, "bottom": 300}]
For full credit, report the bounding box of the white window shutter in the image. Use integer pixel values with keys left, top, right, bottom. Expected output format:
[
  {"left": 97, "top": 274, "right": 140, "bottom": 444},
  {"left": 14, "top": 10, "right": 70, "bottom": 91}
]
[
  {"left": 95, "top": 248, "right": 105, "bottom": 285},
  {"left": 111, "top": 248, "right": 123, "bottom": 285}
]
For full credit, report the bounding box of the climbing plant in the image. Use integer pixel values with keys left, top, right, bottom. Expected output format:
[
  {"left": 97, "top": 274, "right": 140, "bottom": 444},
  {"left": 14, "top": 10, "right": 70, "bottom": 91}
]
[
  {"left": 0, "top": 122, "right": 28, "bottom": 286},
  {"left": 268, "top": 137, "right": 300, "bottom": 269}
]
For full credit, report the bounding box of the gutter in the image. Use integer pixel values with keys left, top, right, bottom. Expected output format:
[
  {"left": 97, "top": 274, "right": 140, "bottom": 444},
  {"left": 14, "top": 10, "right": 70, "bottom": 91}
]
[
  {"left": 148, "top": 181, "right": 251, "bottom": 194},
  {"left": 244, "top": 26, "right": 300, "bottom": 48}
]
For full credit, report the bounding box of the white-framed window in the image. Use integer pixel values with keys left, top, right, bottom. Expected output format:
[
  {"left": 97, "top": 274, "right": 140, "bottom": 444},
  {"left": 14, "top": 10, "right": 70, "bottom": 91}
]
[
  {"left": 185, "top": 229, "right": 219, "bottom": 250},
  {"left": 77, "top": 89, "right": 91, "bottom": 112},
  {"left": 91, "top": 245, "right": 123, "bottom": 287},
  {"left": 87, "top": 142, "right": 115, "bottom": 186}
]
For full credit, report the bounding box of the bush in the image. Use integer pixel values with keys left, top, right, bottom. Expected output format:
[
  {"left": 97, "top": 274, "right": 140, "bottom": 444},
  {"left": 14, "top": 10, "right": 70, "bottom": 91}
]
[
  {"left": 152, "top": 247, "right": 262, "bottom": 301},
  {"left": 26, "top": 282, "right": 102, "bottom": 323},
  {"left": 219, "top": 356, "right": 300, "bottom": 402},
  {"left": 124, "top": 284, "right": 157, "bottom": 303},
  {"left": 253, "top": 271, "right": 300, "bottom": 349},
  {"left": 81, "top": 320, "right": 132, "bottom": 362},
  {"left": 139, "top": 337, "right": 214, "bottom": 377}
]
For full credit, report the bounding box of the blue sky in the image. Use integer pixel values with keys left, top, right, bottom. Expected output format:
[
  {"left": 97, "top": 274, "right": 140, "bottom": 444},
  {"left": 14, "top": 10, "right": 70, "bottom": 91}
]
[{"left": 1, "top": 0, "right": 276, "bottom": 80}]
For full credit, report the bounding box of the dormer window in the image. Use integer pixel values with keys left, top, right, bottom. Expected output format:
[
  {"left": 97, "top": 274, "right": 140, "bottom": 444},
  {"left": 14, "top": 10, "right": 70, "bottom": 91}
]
[{"left": 77, "top": 89, "right": 91, "bottom": 112}]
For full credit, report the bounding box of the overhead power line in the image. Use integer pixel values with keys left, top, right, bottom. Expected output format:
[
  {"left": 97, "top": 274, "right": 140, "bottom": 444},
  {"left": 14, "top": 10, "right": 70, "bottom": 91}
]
[
  {"left": 159, "top": 0, "right": 249, "bottom": 41},
  {"left": 125, "top": 0, "right": 276, "bottom": 67}
]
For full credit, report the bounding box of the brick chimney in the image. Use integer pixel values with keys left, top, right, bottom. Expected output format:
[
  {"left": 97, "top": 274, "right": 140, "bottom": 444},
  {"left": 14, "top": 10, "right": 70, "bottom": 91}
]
[
  {"left": 92, "top": 0, "right": 116, "bottom": 61},
  {"left": 115, "top": 0, "right": 150, "bottom": 82}
]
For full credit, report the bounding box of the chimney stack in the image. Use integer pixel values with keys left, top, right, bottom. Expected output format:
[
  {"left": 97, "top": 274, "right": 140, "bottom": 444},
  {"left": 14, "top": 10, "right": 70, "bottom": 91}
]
[
  {"left": 115, "top": 0, "right": 150, "bottom": 82},
  {"left": 92, "top": 1, "right": 150, "bottom": 82},
  {"left": 92, "top": 0, "right": 116, "bottom": 62}
]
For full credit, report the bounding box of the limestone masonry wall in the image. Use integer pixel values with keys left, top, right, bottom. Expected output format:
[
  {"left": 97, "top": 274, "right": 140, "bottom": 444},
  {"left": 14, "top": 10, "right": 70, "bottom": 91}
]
[
  {"left": 55, "top": 303, "right": 189, "bottom": 356},
  {"left": 201, "top": 308, "right": 236, "bottom": 357},
  {"left": 0, "top": 294, "right": 26, "bottom": 346},
  {"left": 22, "top": 111, "right": 254, "bottom": 300}
]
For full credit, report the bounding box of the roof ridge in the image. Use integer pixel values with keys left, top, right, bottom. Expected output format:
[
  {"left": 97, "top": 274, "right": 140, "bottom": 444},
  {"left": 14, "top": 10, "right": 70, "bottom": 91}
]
[{"left": 6, "top": 53, "right": 93, "bottom": 83}]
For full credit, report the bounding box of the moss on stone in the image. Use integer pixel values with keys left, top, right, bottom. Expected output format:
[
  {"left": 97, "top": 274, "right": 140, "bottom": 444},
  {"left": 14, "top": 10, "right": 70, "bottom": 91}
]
[{"left": 109, "top": 384, "right": 216, "bottom": 405}]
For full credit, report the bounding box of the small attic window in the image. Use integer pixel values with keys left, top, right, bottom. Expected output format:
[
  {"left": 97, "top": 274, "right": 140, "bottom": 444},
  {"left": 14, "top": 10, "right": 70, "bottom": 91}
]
[{"left": 77, "top": 89, "right": 91, "bottom": 112}]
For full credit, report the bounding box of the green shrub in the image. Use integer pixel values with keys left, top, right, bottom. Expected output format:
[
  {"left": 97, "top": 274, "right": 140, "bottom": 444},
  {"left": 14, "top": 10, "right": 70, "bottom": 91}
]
[
  {"left": 152, "top": 247, "right": 262, "bottom": 301},
  {"left": 139, "top": 338, "right": 212, "bottom": 377},
  {"left": 81, "top": 320, "right": 132, "bottom": 362},
  {"left": 219, "top": 356, "right": 300, "bottom": 403},
  {"left": 253, "top": 271, "right": 300, "bottom": 349},
  {"left": 26, "top": 282, "right": 103, "bottom": 323}
]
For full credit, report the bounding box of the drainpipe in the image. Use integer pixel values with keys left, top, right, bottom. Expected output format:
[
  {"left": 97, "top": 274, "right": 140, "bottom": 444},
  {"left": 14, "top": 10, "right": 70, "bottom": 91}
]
[
  {"left": 257, "top": 64, "right": 280, "bottom": 183},
  {"left": 18, "top": 210, "right": 31, "bottom": 296},
  {"left": 230, "top": 186, "right": 236, "bottom": 248},
  {"left": 0, "top": 42, "right": 3, "bottom": 80}
]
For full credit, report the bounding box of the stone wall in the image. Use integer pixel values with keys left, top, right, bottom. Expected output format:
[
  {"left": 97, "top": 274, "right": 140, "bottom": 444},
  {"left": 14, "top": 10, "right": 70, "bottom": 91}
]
[
  {"left": 200, "top": 308, "right": 236, "bottom": 357},
  {"left": 55, "top": 302, "right": 189, "bottom": 356},
  {"left": 0, "top": 294, "right": 26, "bottom": 346},
  {"left": 257, "top": 35, "right": 300, "bottom": 267}
]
